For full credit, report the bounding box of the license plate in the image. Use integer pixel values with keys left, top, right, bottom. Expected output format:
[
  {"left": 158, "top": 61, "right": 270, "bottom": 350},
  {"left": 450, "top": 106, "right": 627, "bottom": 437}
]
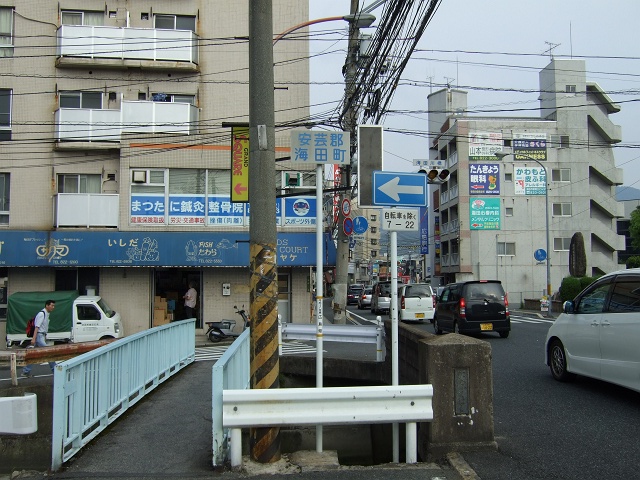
[
  {"left": 480, "top": 323, "right": 493, "bottom": 331},
  {"left": 415, "top": 313, "right": 424, "bottom": 318}
]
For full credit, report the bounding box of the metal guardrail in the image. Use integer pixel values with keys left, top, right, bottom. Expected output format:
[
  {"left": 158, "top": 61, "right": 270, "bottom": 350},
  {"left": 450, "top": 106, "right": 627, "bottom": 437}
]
[
  {"left": 211, "top": 329, "right": 250, "bottom": 467},
  {"left": 51, "top": 319, "right": 196, "bottom": 471},
  {"left": 223, "top": 384, "right": 434, "bottom": 467}
]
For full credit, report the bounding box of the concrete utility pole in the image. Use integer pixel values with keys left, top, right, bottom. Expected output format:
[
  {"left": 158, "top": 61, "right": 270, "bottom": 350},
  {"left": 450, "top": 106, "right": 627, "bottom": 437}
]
[
  {"left": 248, "top": 0, "right": 280, "bottom": 463},
  {"left": 333, "top": 0, "right": 360, "bottom": 323}
]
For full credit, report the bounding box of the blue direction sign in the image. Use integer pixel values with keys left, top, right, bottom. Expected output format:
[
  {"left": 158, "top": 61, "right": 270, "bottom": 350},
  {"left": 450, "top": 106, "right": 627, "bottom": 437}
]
[
  {"left": 373, "top": 171, "right": 427, "bottom": 207},
  {"left": 353, "top": 216, "right": 369, "bottom": 235}
]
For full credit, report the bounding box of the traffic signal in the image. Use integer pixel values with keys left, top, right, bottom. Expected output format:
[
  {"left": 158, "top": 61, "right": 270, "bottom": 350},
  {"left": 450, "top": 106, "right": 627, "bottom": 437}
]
[{"left": 419, "top": 168, "right": 450, "bottom": 184}]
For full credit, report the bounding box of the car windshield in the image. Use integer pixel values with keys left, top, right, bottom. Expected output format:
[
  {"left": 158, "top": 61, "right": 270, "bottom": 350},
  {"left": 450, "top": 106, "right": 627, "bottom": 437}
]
[
  {"left": 466, "top": 283, "right": 503, "bottom": 300},
  {"left": 97, "top": 298, "right": 116, "bottom": 318},
  {"left": 405, "top": 285, "right": 432, "bottom": 298}
]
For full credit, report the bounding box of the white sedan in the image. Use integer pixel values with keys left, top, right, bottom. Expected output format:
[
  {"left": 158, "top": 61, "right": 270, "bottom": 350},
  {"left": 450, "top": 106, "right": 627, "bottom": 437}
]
[{"left": 545, "top": 268, "right": 640, "bottom": 393}]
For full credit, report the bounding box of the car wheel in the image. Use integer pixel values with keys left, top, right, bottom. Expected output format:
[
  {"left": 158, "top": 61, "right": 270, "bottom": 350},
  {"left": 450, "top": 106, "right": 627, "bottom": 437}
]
[
  {"left": 499, "top": 330, "right": 510, "bottom": 338},
  {"left": 549, "top": 339, "right": 576, "bottom": 382},
  {"left": 433, "top": 317, "right": 442, "bottom": 335}
]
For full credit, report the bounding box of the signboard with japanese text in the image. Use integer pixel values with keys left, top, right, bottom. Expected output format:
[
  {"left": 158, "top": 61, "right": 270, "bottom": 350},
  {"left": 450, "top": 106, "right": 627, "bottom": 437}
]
[
  {"left": 207, "top": 195, "right": 245, "bottom": 226},
  {"left": 290, "top": 129, "right": 350, "bottom": 164},
  {"left": 469, "top": 198, "right": 501, "bottom": 230},
  {"left": 0, "top": 231, "right": 336, "bottom": 267},
  {"left": 168, "top": 194, "right": 206, "bottom": 225},
  {"left": 413, "top": 159, "right": 446, "bottom": 169},
  {"left": 469, "top": 131, "right": 503, "bottom": 161},
  {"left": 230, "top": 126, "right": 250, "bottom": 202},
  {"left": 382, "top": 208, "right": 419, "bottom": 232},
  {"left": 419, "top": 207, "right": 429, "bottom": 254},
  {"left": 245, "top": 200, "right": 283, "bottom": 227},
  {"left": 469, "top": 163, "right": 500, "bottom": 195},
  {"left": 131, "top": 194, "right": 166, "bottom": 224},
  {"left": 513, "top": 132, "right": 547, "bottom": 162},
  {"left": 514, "top": 167, "right": 546, "bottom": 195},
  {"left": 283, "top": 197, "right": 316, "bottom": 226}
]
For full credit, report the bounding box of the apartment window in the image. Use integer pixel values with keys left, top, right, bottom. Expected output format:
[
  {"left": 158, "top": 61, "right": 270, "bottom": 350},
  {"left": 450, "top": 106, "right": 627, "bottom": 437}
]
[
  {"left": 505, "top": 207, "right": 514, "bottom": 217},
  {"left": 370, "top": 226, "right": 377, "bottom": 233},
  {"left": 554, "top": 237, "right": 571, "bottom": 251},
  {"left": 550, "top": 134, "right": 570, "bottom": 148},
  {"left": 552, "top": 168, "right": 571, "bottom": 182},
  {"left": 566, "top": 85, "right": 576, "bottom": 93},
  {"left": 154, "top": 14, "right": 196, "bottom": 32},
  {"left": 57, "top": 174, "right": 101, "bottom": 194},
  {"left": 61, "top": 10, "right": 104, "bottom": 26},
  {"left": 0, "top": 89, "right": 10, "bottom": 141},
  {"left": 0, "top": 7, "right": 14, "bottom": 57},
  {"left": 504, "top": 172, "right": 512, "bottom": 183},
  {"left": 552, "top": 203, "right": 572, "bottom": 216},
  {"left": 151, "top": 93, "right": 195, "bottom": 104},
  {"left": 370, "top": 214, "right": 377, "bottom": 222},
  {"left": 497, "top": 242, "right": 515, "bottom": 256},
  {"left": 371, "top": 250, "right": 377, "bottom": 258},
  {"left": 371, "top": 239, "right": 378, "bottom": 245},
  {"left": 0, "top": 173, "right": 9, "bottom": 224},
  {"left": 59, "top": 91, "right": 103, "bottom": 109}
]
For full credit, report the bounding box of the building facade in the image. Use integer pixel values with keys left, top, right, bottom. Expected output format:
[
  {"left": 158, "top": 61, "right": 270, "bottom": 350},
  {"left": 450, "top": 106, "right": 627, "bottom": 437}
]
[
  {"left": 0, "top": 1, "right": 337, "bottom": 340},
  {"left": 425, "top": 59, "right": 625, "bottom": 304}
]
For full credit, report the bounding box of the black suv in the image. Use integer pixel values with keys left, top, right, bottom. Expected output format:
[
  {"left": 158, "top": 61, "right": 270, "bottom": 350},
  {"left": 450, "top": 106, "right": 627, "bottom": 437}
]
[
  {"left": 434, "top": 280, "right": 510, "bottom": 338},
  {"left": 347, "top": 284, "right": 365, "bottom": 305}
]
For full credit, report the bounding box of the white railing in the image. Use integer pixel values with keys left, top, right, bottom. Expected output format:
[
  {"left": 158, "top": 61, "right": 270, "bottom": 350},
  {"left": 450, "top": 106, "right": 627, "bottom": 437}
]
[
  {"left": 448, "top": 151, "right": 458, "bottom": 166},
  {"left": 450, "top": 184, "right": 459, "bottom": 200},
  {"left": 223, "top": 384, "right": 433, "bottom": 467},
  {"left": 441, "top": 254, "right": 450, "bottom": 267},
  {"left": 54, "top": 193, "right": 119, "bottom": 227},
  {"left": 57, "top": 25, "right": 198, "bottom": 64},
  {"left": 55, "top": 101, "right": 199, "bottom": 141},
  {"left": 51, "top": 319, "right": 196, "bottom": 471},
  {"left": 211, "top": 329, "right": 250, "bottom": 467},
  {"left": 440, "top": 189, "right": 450, "bottom": 205}
]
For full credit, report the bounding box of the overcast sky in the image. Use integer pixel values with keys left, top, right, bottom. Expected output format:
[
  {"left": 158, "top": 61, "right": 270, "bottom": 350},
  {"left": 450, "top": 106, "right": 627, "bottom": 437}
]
[{"left": 308, "top": 0, "right": 640, "bottom": 191}]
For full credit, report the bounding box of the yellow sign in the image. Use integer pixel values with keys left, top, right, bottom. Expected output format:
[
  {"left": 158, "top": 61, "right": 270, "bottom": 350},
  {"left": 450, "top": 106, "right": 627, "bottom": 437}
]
[{"left": 231, "top": 126, "right": 249, "bottom": 203}]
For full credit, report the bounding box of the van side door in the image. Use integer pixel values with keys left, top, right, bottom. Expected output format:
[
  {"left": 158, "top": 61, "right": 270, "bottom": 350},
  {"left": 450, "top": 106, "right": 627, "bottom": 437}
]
[{"left": 73, "top": 303, "right": 104, "bottom": 342}]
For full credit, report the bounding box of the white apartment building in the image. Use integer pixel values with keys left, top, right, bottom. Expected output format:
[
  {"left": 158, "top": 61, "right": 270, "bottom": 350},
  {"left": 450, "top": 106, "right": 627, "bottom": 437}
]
[
  {"left": 0, "top": 1, "right": 335, "bottom": 339},
  {"left": 426, "top": 59, "right": 625, "bottom": 304}
]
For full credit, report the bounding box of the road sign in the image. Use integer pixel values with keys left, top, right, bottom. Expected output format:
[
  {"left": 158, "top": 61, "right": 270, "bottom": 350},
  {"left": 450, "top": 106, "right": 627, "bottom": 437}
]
[
  {"left": 352, "top": 216, "right": 369, "bottom": 235},
  {"left": 349, "top": 236, "right": 356, "bottom": 249},
  {"left": 290, "top": 129, "right": 350, "bottom": 164},
  {"left": 534, "top": 249, "right": 547, "bottom": 262},
  {"left": 382, "top": 208, "right": 420, "bottom": 232},
  {"left": 373, "top": 171, "right": 427, "bottom": 207},
  {"left": 341, "top": 198, "right": 351, "bottom": 217},
  {"left": 343, "top": 217, "right": 354, "bottom": 236},
  {"left": 357, "top": 125, "right": 383, "bottom": 207}
]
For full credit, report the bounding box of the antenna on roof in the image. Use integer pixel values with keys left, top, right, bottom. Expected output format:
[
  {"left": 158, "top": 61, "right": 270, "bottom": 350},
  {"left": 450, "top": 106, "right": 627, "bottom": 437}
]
[{"left": 543, "top": 41, "right": 561, "bottom": 60}]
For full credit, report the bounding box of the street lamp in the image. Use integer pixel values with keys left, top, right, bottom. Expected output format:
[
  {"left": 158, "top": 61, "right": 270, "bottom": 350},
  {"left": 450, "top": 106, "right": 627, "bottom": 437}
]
[{"left": 495, "top": 151, "right": 552, "bottom": 317}]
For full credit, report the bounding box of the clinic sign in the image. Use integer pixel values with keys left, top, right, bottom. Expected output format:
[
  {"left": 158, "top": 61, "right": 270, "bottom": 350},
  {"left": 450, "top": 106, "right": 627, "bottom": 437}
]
[
  {"left": 469, "top": 163, "right": 500, "bottom": 195},
  {"left": 469, "top": 131, "right": 502, "bottom": 161},
  {"left": 513, "top": 132, "right": 547, "bottom": 162},
  {"left": 514, "top": 167, "right": 546, "bottom": 196},
  {"left": 290, "top": 129, "right": 350, "bottom": 164},
  {"left": 469, "top": 198, "right": 501, "bottom": 230}
]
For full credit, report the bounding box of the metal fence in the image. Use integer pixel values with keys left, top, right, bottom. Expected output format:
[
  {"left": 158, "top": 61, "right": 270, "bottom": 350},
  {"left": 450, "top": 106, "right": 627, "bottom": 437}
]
[{"left": 51, "top": 319, "right": 196, "bottom": 471}]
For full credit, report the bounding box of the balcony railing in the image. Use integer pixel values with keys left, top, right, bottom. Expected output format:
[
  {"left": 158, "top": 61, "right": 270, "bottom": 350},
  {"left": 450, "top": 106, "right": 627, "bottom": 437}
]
[
  {"left": 54, "top": 194, "right": 119, "bottom": 228},
  {"left": 55, "top": 101, "right": 199, "bottom": 142},
  {"left": 57, "top": 25, "right": 198, "bottom": 65}
]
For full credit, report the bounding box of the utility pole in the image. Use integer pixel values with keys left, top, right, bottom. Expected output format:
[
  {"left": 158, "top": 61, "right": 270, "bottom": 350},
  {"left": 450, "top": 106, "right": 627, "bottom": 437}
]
[
  {"left": 248, "top": 0, "right": 280, "bottom": 463},
  {"left": 334, "top": 0, "right": 360, "bottom": 323}
]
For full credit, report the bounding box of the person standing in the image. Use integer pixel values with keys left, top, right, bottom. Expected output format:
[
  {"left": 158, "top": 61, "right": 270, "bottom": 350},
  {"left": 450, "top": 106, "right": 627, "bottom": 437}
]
[
  {"left": 183, "top": 281, "right": 197, "bottom": 319},
  {"left": 22, "top": 299, "right": 57, "bottom": 377}
]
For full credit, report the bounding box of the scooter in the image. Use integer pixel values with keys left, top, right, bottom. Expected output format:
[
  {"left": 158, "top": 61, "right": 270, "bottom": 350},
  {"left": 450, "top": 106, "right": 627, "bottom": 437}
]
[{"left": 205, "top": 305, "right": 249, "bottom": 343}]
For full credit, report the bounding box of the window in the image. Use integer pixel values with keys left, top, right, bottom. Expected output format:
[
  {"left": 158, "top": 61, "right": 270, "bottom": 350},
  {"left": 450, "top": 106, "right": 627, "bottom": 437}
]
[
  {"left": 576, "top": 281, "right": 611, "bottom": 314},
  {"left": 0, "top": 89, "right": 10, "bottom": 141},
  {"left": 504, "top": 172, "right": 512, "bottom": 183},
  {"left": 608, "top": 279, "right": 640, "bottom": 313},
  {"left": 552, "top": 203, "right": 572, "bottom": 216},
  {"left": 370, "top": 226, "right": 377, "bottom": 233},
  {"left": 151, "top": 93, "right": 195, "bottom": 104},
  {"left": 552, "top": 168, "right": 571, "bottom": 182},
  {"left": 566, "top": 85, "right": 576, "bottom": 93},
  {"left": 57, "top": 174, "right": 101, "bottom": 194},
  {"left": 505, "top": 207, "right": 513, "bottom": 217},
  {"left": 554, "top": 237, "right": 571, "bottom": 251},
  {"left": 60, "top": 91, "right": 103, "bottom": 109},
  {"left": 371, "top": 250, "right": 377, "bottom": 257},
  {"left": 371, "top": 239, "right": 378, "bottom": 245},
  {"left": 154, "top": 14, "right": 196, "bottom": 32},
  {"left": 61, "top": 10, "right": 104, "bottom": 26},
  {"left": 0, "top": 173, "right": 9, "bottom": 224},
  {"left": 497, "top": 242, "right": 515, "bottom": 256},
  {"left": 0, "top": 7, "right": 14, "bottom": 57},
  {"left": 550, "top": 134, "right": 570, "bottom": 148},
  {"left": 370, "top": 214, "right": 377, "bottom": 222}
]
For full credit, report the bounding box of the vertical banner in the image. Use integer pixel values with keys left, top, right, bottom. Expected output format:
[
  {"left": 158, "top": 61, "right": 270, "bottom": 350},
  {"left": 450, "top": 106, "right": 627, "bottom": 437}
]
[
  {"left": 230, "top": 126, "right": 250, "bottom": 203},
  {"left": 419, "top": 207, "right": 429, "bottom": 254}
]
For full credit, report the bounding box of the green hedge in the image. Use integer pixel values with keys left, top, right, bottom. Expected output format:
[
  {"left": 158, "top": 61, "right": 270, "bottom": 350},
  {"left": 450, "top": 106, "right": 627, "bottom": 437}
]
[{"left": 559, "top": 276, "right": 599, "bottom": 302}]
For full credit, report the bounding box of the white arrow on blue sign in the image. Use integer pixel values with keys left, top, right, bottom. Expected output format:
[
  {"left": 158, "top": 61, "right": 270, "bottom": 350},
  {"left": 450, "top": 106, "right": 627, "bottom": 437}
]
[{"left": 372, "top": 171, "right": 427, "bottom": 207}]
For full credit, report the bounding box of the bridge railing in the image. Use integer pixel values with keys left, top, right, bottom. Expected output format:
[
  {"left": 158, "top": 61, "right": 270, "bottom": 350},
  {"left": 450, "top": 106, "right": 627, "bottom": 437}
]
[{"left": 51, "top": 319, "right": 196, "bottom": 471}]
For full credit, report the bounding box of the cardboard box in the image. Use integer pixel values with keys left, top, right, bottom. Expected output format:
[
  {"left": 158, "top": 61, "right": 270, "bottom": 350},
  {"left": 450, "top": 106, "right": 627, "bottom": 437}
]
[
  {"left": 167, "top": 313, "right": 174, "bottom": 321},
  {"left": 153, "top": 308, "right": 167, "bottom": 326},
  {"left": 154, "top": 296, "right": 162, "bottom": 303}
]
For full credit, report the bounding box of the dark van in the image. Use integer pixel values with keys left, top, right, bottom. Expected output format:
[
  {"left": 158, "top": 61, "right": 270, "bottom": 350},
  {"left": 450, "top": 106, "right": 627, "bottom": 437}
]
[{"left": 434, "top": 280, "right": 510, "bottom": 338}]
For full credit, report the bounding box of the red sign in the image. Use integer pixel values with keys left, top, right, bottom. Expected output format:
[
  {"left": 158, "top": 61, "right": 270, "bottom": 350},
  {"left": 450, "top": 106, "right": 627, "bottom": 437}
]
[
  {"left": 343, "top": 217, "right": 354, "bottom": 236},
  {"left": 341, "top": 198, "right": 351, "bottom": 217}
]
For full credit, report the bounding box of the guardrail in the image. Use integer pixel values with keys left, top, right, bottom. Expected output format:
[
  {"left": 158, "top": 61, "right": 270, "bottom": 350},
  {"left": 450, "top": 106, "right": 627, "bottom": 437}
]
[
  {"left": 211, "top": 329, "right": 250, "bottom": 467},
  {"left": 223, "top": 384, "right": 433, "bottom": 467},
  {"left": 51, "top": 319, "right": 196, "bottom": 471}
]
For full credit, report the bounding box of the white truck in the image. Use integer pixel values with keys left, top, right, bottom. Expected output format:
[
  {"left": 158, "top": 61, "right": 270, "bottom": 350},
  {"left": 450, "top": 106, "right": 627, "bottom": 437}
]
[{"left": 5, "top": 291, "right": 123, "bottom": 347}]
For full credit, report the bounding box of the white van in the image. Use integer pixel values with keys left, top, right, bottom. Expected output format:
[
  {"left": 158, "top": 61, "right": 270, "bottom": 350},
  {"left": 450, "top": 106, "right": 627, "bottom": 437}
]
[{"left": 398, "top": 283, "right": 435, "bottom": 322}]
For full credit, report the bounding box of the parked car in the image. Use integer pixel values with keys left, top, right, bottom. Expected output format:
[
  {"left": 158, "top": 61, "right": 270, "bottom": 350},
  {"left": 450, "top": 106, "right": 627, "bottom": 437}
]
[
  {"left": 371, "top": 281, "right": 392, "bottom": 314},
  {"left": 398, "top": 283, "right": 435, "bottom": 322},
  {"left": 545, "top": 268, "right": 640, "bottom": 393},
  {"left": 357, "top": 286, "right": 373, "bottom": 310},
  {"left": 433, "top": 280, "right": 510, "bottom": 338},
  {"left": 347, "top": 284, "right": 365, "bottom": 305}
]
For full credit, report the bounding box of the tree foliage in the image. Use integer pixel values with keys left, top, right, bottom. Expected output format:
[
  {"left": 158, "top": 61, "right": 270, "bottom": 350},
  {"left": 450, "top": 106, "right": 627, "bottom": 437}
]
[
  {"left": 568, "top": 232, "right": 586, "bottom": 277},
  {"left": 630, "top": 206, "right": 640, "bottom": 250},
  {"left": 627, "top": 255, "right": 640, "bottom": 269}
]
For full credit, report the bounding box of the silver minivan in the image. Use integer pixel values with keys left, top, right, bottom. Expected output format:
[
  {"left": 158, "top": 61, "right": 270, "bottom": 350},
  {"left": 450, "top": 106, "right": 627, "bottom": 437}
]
[{"left": 371, "top": 281, "right": 391, "bottom": 314}]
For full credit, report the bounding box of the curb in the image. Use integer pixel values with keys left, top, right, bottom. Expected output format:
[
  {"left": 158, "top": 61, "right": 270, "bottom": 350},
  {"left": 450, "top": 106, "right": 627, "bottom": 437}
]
[{"left": 447, "top": 452, "right": 481, "bottom": 480}]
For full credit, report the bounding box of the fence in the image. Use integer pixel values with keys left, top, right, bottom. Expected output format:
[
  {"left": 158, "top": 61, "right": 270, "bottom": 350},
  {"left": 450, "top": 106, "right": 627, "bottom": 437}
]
[{"left": 51, "top": 319, "right": 195, "bottom": 471}]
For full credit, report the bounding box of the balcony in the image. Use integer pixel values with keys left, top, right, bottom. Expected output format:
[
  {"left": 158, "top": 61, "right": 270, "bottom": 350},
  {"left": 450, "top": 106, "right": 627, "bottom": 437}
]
[
  {"left": 54, "top": 194, "right": 119, "bottom": 228},
  {"left": 56, "top": 25, "right": 198, "bottom": 71},
  {"left": 55, "top": 101, "right": 199, "bottom": 144}
]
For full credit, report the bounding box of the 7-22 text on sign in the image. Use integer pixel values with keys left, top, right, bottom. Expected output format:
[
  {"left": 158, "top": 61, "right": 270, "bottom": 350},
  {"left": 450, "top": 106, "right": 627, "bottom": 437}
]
[{"left": 383, "top": 208, "right": 419, "bottom": 232}]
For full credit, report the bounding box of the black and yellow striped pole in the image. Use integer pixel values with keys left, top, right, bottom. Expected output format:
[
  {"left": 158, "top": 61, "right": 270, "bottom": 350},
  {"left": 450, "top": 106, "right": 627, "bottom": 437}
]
[{"left": 248, "top": 0, "right": 280, "bottom": 463}]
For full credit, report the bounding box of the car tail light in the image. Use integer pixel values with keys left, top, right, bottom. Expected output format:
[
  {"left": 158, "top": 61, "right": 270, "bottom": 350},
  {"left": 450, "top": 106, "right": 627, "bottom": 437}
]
[
  {"left": 459, "top": 297, "right": 466, "bottom": 318},
  {"left": 505, "top": 293, "right": 510, "bottom": 317},
  {"left": 432, "top": 295, "right": 436, "bottom": 308},
  {"left": 400, "top": 295, "right": 405, "bottom": 310}
]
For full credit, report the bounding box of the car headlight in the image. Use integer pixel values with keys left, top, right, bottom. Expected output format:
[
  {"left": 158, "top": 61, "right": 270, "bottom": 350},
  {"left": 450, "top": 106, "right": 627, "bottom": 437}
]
[{"left": 114, "top": 323, "right": 120, "bottom": 333}]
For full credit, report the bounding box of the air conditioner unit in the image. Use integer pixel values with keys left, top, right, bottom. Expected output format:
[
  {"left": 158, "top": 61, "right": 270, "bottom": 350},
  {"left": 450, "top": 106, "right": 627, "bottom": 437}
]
[{"left": 132, "top": 170, "right": 147, "bottom": 183}]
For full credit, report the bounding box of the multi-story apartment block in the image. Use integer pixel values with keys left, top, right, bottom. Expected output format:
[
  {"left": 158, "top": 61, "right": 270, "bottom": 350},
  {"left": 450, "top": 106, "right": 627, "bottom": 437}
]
[
  {"left": 0, "top": 2, "right": 336, "bottom": 339},
  {"left": 426, "top": 59, "right": 625, "bottom": 304}
]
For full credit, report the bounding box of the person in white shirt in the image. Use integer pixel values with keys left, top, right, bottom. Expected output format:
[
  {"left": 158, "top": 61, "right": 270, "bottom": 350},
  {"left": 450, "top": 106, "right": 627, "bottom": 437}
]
[
  {"left": 22, "top": 299, "right": 57, "bottom": 377},
  {"left": 183, "top": 282, "right": 197, "bottom": 319}
]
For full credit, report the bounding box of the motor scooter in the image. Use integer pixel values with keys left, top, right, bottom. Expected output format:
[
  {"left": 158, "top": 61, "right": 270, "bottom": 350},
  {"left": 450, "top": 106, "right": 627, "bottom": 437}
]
[{"left": 205, "top": 305, "right": 249, "bottom": 343}]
